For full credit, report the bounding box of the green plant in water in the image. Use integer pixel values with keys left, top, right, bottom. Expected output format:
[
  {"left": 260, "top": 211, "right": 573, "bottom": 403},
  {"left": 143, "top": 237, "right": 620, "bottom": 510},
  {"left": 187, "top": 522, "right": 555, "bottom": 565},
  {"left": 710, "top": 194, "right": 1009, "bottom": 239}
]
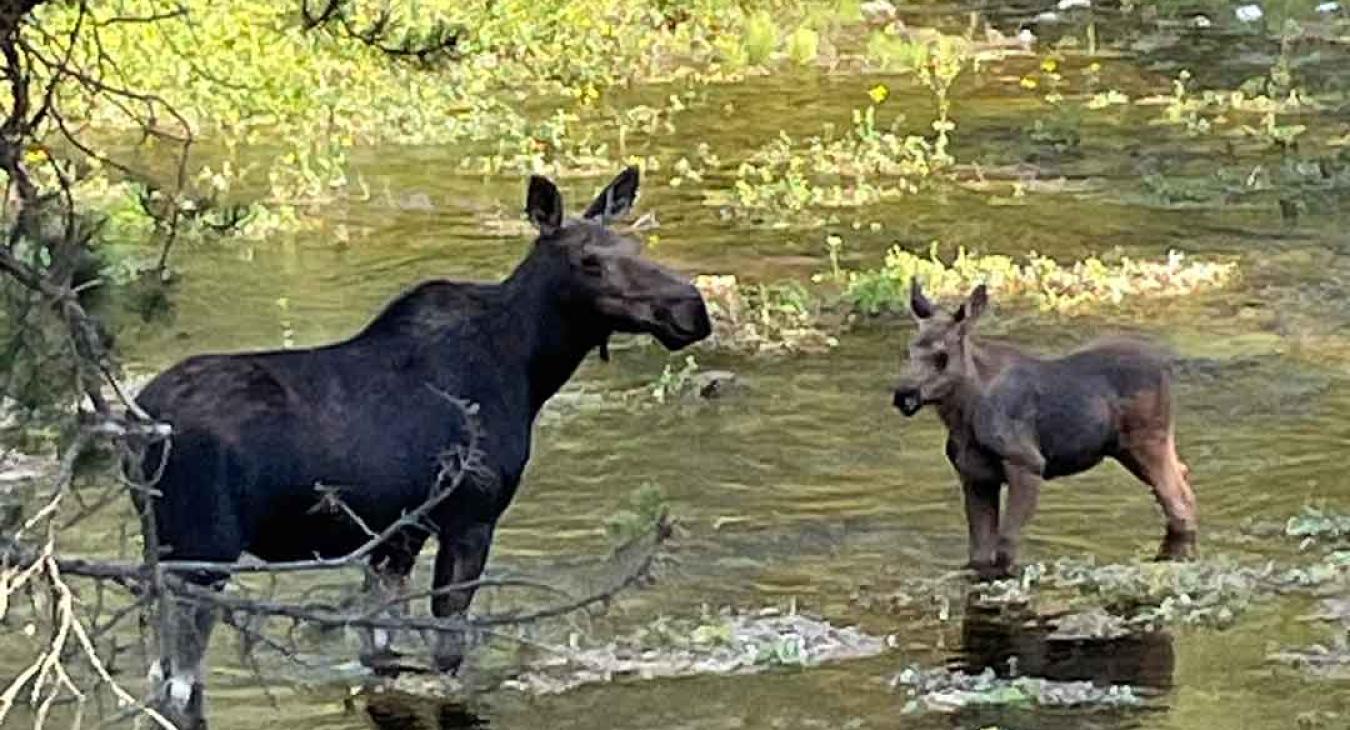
[
  {"left": 1285, "top": 505, "right": 1350, "bottom": 546},
  {"left": 1019, "top": 54, "right": 1084, "bottom": 157},
  {"left": 752, "top": 633, "right": 808, "bottom": 666},
  {"left": 839, "top": 240, "right": 1237, "bottom": 316},
  {"left": 1157, "top": 70, "right": 1215, "bottom": 136},
  {"left": 744, "top": 11, "right": 780, "bottom": 65},
  {"left": 722, "top": 101, "right": 947, "bottom": 215},
  {"left": 650, "top": 355, "right": 701, "bottom": 404},
  {"left": 602, "top": 483, "right": 670, "bottom": 546},
  {"left": 895, "top": 665, "right": 1143, "bottom": 714},
  {"left": 694, "top": 275, "right": 838, "bottom": 354},
  {"left": 786, "top": 26, "right": 821, "bottom": 65},
  {"left": 33, "top": 0, "right": 851, "bottom": 228},
  {"left": 866, "top": 29, "right": 971, "bottom": 160}
]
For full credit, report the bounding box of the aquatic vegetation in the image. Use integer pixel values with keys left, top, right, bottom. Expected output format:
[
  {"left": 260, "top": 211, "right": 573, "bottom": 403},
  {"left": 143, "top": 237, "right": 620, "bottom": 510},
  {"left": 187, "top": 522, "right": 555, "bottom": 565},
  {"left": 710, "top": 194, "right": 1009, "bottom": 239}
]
[
  {"left": 668, "top": 142, "right": 723, "bottom": 188},
  {"left": 374, "top": 603, "right": 887, "bottom": 697},
  {"left": 649, "top": 355, "right": 703, "bottom": 404},
  {"left": 838, "top": 242, "right": 1237, "bottom": 316},
  {"left": 602, "top": 484, "right": 671, "bottom": 546},
  {"left": 858, "top": 545, "right": 1350, "bottom": 637},
  {"left": 1269, "top": 633, "right": 1350, "bottom": 680},
  {"left": 30, "top": 0, "right": 857, "bottom": 217},
  {"left": 892, "top": 665, "right": 1144, "bottom": 714},
  {"left": 972, "top": 555, "right": 1349, "bottom": 630},
  {"left": 1147, "top": 60, "right": 1314, "bottom": 140},
  {"left": 1284, "top": 505, "right": 1350, "bottom": 546},
  {"left": 719, "top": 30, "right": 971, "bottom": 218},
  {"left": 718, "top": 105, "right": 947, "bottom": 214},
  {"left": 494, "top": 607, "right": 885, "bottom": 695},
  {"left": 694, "top": 275, "right": 839, "bottom": 354}
]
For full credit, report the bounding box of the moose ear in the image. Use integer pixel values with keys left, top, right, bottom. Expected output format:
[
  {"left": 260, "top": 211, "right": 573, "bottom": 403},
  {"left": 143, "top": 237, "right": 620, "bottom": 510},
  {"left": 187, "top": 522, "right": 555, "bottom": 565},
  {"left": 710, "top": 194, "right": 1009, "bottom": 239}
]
[
  {"left": 526, "top": 175, "right": 564, "bottom": 235},
  {"left": 953, "top": 284, "right": 988, "bottom": 324},
  {"left": 910, "top": 277, "right": 936, "bottom": 320},
  {"left": 582, "top": 166, "right": 640, "bottom": 223}
]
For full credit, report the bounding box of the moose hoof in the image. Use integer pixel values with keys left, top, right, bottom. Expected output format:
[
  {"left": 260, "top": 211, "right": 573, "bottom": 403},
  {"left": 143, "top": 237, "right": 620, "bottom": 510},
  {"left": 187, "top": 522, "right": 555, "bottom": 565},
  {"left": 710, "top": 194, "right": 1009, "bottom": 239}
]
[
  {"left": 965, "top": 560, "right": 1014, "bottom": 582},
  {"left": 432, "top": 632, "right": 467, "bottom": 675},
  {"left": 358, "top": 648, "right": 407, "bottom": 676},
  {"left": 1156, "top": 529, "right": 1198, "bottom": 562},
  {"left": 150, "top": 679, "right": 206, "bottom": 730},
  {"left": 432, "top": 651, "right": 465, "bottom": 675}
]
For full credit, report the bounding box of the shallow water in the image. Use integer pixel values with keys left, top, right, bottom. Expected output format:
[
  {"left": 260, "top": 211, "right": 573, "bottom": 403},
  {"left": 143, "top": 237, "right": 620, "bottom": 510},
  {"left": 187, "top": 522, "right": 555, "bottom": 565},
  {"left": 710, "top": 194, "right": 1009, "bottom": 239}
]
[{"left": 13, "top": 2, "right": 1350, "bottom": 728}]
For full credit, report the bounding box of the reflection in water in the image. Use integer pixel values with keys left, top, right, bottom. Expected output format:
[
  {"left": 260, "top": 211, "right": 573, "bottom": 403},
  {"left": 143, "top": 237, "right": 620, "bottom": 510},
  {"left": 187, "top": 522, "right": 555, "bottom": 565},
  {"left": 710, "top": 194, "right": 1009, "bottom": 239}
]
[
  {"left": 957, "top": 600, "right": 1175, "bottom": 691},
  {"left": 364, "top": 694, "right": 487, "bottom": 730}
]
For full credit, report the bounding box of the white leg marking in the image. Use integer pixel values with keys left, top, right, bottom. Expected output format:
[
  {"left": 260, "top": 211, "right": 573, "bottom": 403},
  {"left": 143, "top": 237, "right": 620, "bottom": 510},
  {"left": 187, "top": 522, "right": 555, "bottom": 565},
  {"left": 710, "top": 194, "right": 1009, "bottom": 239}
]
[{"left": 167, "top": 676, "right": 195, "bottom": 707}]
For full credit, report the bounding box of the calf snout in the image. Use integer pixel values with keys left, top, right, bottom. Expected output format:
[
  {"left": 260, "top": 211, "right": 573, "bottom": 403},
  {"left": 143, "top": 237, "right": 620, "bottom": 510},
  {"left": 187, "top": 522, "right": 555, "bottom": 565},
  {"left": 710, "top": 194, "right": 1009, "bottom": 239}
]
[{"left": 893, "top": 386, "right": 923, "bottom": 416}]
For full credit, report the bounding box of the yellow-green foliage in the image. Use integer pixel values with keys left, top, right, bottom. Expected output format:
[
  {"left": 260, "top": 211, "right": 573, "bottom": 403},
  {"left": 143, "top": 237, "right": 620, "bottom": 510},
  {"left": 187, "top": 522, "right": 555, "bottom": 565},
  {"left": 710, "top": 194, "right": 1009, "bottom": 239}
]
[
  {"left": 841, "top": 242, "right": 1238, "bottom": 315},
  {"left": 744, "top": 11, "right": 780, "bottom": 65},
  {"left": 31, "top": 0, "right": 848, "bottom": 205},
  {"left": 786, "top": 26, "right": 821, "bottom": 66},
  {"left": 720, "top": 105, "right": 944, "bottom": 213}
]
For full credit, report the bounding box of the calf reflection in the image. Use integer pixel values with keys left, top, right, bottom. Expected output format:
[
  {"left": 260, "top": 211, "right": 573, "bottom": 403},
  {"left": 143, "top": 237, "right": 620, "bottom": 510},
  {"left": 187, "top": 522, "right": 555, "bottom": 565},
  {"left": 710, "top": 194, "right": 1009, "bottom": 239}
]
[
  {"left": 364, "top": 694, "right": 487, "bottom": 730},
  {"left": 956, "top": 600, "right": 1175, "bottom": 690}
]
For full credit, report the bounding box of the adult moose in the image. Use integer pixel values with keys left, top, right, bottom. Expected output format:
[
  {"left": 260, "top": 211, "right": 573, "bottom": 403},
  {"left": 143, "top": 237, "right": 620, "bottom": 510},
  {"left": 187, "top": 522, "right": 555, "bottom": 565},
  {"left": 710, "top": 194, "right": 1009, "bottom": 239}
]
[
  {"left": 891, "top": 279, "right": 1197, "bottom": 579},
  {"left": 131, "top": 168, "right": 710, "bottom": 724}
]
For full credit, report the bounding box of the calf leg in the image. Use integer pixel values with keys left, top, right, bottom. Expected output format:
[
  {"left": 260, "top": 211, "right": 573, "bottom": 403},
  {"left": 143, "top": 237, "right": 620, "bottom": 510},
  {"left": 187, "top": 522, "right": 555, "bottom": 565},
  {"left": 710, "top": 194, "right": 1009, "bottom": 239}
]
[
  {"left": 994, "top": 463, "right": 1043, "bottom": 577},
  {"left": 962, "top": 477, "right": 1001, "bottom": 577},
  {"left": 1116, "top": 437, "right": 1197, "bottom": 560},
  {"left": 430, "top": 521, "right": 495, "bottom": 674},
  {"left": 149, "top": 596, "right": 217, "bottom": 730}
]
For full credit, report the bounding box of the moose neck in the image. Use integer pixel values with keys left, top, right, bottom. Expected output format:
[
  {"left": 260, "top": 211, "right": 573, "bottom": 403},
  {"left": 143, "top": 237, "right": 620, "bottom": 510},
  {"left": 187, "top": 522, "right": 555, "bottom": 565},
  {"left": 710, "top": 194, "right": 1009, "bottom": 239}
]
[
  {"left": 502, "top": 246, "right": 609, "bottom": 415},
  {"left": 936, "top": 337, "right": 1002, "bottom": 431}
]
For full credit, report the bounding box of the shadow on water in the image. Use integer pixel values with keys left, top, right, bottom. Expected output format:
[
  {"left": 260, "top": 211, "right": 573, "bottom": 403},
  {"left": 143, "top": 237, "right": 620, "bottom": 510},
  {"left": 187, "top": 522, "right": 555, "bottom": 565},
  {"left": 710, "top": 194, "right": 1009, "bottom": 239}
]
[{"left": 364, "top": 694, "right": 488, "bottom": 730}]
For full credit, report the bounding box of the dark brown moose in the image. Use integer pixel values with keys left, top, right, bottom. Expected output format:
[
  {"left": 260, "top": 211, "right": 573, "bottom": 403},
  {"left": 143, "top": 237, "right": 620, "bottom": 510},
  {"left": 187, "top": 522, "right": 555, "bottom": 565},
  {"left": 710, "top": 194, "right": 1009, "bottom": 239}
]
[
  {"left": 891, "top": 279, "right": 1197, "bottom": 579},
  {"left": 131, "top": 168, "right": 711, "bottom": 726}
]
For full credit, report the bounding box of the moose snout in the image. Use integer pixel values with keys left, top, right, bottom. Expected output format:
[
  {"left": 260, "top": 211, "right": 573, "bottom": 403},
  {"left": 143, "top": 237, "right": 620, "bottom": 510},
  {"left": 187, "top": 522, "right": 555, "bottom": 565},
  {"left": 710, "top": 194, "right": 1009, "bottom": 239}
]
[
  {"left": 677, "top": 294, "right": 712, "bottom": 341},
  {"left": 655, "top": 290, "right": 712, "bottom": 350},
  {"left": 893, "top": 385, "right": 923, "bottom": 417}
]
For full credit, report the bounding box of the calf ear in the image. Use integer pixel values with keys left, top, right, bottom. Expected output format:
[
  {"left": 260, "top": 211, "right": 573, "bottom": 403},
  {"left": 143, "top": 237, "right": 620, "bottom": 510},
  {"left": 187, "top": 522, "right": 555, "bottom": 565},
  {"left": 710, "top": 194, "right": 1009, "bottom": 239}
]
[
  {"left": 582, "top": 166, "right": 640, "bottom": 223},
  {"left": 910, "top": 277, "right": 936, "bottom": 320},
  {"left": 954, "top": 284, "right": 988, "bottom": 324},
  {"left": 527, "top": 176, "right": 564, "bottom": 235}
]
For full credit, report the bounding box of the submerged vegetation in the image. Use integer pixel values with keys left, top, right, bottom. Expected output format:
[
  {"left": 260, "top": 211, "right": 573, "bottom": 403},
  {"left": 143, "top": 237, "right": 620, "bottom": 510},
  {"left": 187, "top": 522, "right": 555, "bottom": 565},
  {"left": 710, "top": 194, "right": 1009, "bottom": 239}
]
[
  {"left": 384, "top": 606, "right": 885, "bottom": 697},
  {"left": 504, "top": 607, "right": 884, "bottom": 694},
  {"left": 892, "top": 665, "right": 1145, "bottom": 714},
  {"left": 1283, "top": 505, "right": 1350, "bottom": 547}
]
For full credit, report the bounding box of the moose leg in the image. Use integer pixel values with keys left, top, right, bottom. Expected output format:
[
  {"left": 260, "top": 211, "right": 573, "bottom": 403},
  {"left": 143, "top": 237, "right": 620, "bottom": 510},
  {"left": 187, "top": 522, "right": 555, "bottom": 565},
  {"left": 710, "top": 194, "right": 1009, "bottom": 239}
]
[
  {"left": 962, "top": 477, "right": 1001, "bottom": 578},
  {"left": 430, "top": 521, "right": 495, "bottom": 673},
  {"left": 149, "top": 596, "right": 217, "bottom": 730},
  {"left": 357, "top": 560, "right": 412, "bottom": 672},
  {"left": 1117, "top": 437, "right": 1197, "bottom": 561},
  {"left": 994, "top": 463, "right": 1043, "bottom": 577}
]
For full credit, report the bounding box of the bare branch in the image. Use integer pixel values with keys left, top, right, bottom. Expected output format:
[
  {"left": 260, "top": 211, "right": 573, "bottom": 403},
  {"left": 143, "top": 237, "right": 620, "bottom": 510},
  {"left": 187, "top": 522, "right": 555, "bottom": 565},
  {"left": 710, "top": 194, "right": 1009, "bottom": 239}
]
[{"left": 299, "top": 0, "right": 461, "bottom": 63}]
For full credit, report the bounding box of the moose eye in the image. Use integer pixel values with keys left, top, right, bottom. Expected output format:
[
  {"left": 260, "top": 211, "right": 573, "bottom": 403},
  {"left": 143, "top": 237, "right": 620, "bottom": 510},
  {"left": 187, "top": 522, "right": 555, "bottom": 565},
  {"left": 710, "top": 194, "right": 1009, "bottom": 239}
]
[
  {"left": 579, "top": 254, "right": 603, "bottom": 275},
  {"left": 933, "top": 352, "right": 949, "bottom": 370}
]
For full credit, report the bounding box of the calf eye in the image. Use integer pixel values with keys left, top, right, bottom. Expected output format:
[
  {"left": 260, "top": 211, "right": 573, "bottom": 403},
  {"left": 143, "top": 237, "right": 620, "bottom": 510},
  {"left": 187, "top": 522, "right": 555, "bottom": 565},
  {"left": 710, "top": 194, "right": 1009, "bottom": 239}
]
[
  {"left": 580, "top": 254, "right": 603, "bottom": 275},
  {"left": 933, "top": 352, "right": 949, "bottom": 370}
]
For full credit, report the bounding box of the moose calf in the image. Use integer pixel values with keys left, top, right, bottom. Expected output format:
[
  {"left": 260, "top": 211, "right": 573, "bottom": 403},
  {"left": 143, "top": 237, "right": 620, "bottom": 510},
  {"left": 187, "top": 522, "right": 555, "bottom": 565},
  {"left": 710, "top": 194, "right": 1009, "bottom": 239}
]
[{"left": 891, "top": 280, "right": 1197, "bottom": 579}]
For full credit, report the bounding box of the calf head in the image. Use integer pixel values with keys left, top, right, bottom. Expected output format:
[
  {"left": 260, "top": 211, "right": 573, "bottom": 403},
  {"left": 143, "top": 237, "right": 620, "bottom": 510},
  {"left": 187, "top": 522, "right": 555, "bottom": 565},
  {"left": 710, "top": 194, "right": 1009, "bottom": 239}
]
[
  {"left": 893, "top": 278, "right": 988, "bottom": 416},
  {"left": 526, "top": 168, "right": 711, "bottom": 353}
]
